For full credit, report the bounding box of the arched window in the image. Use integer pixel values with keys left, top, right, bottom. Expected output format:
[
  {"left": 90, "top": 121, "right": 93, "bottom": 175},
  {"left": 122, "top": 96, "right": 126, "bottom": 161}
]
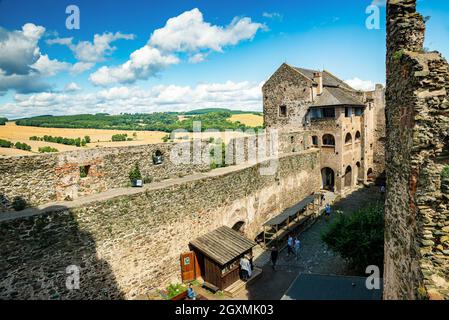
[
  {"left": 232, "top": 221, "right": 245, "bottom": 233},
  {"left": 321, "top": 167, "right": 335, "bottom": 191},
  {"left": 345, "top": 133, "right": 352, "bottom": 144},
  {"left": 153, "top": 150, "right": 164, "bottom": 165},
  {"left": 355, "top": 131, "right": 361, "bottom": 142},
  {"left": 356, "top": 161, "right": 363, "bottom": 182},
  {"left": 344, "top": 166, "right": 352, "bottom": 188},
  {"left": 367, "top": 168, "right": 374, "bottom": 181},
  {"left": 322, "top": 134, "right": 335, "bottom": 146}
]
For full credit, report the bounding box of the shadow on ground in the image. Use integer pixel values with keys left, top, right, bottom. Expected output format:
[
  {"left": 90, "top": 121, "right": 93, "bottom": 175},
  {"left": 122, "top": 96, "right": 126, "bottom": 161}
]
[
  {"left": 242, "top": 186, "right": 382, "bottom": 300},
  {"left": 0, "top": 198, "right": 123, "bottom": 299}
]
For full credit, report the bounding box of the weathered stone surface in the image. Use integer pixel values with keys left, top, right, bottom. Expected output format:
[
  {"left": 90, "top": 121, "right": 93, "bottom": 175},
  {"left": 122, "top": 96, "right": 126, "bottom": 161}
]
[
  {"left": 384, "top": 0, "right": 449, "bottom": 300},
  {"left": 0, "top": 150, "right": 321, "bottom": 299},
  {"left": 0, "top": 142, "right": 211, "bottom": 212}
]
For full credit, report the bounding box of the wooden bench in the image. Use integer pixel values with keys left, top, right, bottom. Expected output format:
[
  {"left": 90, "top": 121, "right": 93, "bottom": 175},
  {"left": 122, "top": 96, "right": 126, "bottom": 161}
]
[{"left": 203, "top": 281, "right": 219, "bottom": 293}]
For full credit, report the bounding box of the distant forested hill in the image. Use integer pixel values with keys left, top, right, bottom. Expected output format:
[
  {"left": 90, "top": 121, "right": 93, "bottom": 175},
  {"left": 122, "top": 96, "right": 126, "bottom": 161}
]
[
  {"left": 15, "top": 111, "right": 263, "bottom": 132},
  {"left": 183, "top": 108, "right": 262, "bottom": 116}
]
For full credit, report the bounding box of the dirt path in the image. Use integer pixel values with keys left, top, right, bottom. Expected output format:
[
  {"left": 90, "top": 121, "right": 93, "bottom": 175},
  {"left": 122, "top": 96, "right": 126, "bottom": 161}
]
[{"left": 239, "top": 186, "right": 382, "bottom": 300}]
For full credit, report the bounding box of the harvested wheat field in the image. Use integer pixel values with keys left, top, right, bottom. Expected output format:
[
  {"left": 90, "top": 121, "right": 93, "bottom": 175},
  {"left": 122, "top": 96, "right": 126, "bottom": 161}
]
[
  {"left": 229, "top": 113, "right": 263, "bottom": 127},
  {"left": 0, "top": 122, "right": 167, "bottom": 156},
  {"left": 0, "top": 122, "right": 250, "bottom": 156}
]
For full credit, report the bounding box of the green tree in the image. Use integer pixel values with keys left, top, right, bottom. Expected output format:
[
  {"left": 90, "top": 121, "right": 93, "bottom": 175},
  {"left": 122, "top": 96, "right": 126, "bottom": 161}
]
[{"left": 321, "top": 203, "right": 384, "bottom": 274}]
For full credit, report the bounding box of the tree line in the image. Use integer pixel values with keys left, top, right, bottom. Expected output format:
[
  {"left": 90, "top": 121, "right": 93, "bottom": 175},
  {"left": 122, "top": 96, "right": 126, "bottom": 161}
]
[
  {"left": 16, "top": 111, "right": 263, "bottom": 132},
  {"left": 30, "top": 135, "right": 90, "bottom": 147}
]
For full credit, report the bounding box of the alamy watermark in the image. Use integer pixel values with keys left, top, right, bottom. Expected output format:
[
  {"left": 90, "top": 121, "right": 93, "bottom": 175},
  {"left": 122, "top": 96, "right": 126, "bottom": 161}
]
[
  {"left": 365, "top": 265, "right": 381, "bottom": 290},
  {"left": 168, "top": 122, "right": 279, "bottom": 176},
  {"left": 66, "top": 5, "right": 80, "bottom": 30},
  {"left": 66, "top": 265, "right": 80, "bottom": 290}
]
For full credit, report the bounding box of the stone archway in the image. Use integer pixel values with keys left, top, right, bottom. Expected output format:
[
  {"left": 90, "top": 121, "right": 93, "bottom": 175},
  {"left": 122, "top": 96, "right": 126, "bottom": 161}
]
[
  {"left": 356, "top": 162, "right": 363, "bottom": 184},
  {"left": 344, "top": 166, "right": 352, "bottom": 188},
  {"left": 232, "top": 221, "right": 245, "bottom": 233},
  {"left": 321, "top": 167, "right": 335, "bottom": 191}
]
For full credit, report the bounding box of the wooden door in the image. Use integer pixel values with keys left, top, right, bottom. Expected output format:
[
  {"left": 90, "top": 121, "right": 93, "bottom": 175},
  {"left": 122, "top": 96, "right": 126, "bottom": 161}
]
[{"left": 180, "top": 251, "right": 196, "bottom": 283}]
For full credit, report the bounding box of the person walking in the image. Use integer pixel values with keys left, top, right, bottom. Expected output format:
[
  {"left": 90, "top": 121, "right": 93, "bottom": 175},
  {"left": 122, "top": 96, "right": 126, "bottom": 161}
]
[
  {"left": 294, "top": 237, "right": 301, "bottom": 260},
  {"left": 287, "top": 234, "right": 294, "bottom": 257},
  {"left": 325, "top": 203, "right": 331, "bottom": 222},
  {"left": 380, "top": 185, "right": 386, "bottom": 199},
  {"left": 270, "top": 246, "right": 279, "bottom": 270}
]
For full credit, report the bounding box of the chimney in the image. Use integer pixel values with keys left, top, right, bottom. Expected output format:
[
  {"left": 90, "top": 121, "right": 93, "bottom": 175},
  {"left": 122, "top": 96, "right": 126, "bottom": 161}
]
[{"left": 313, "top": 72, "right": 323, "bottom": 95}]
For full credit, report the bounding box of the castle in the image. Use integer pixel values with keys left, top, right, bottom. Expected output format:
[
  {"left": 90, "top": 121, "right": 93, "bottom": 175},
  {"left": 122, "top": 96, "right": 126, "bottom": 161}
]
[
  {"left": 263, "top": 63, "right": 386, "bottom": 195},
  {"left": 0, "top": 0, "right": 447, "bottom": 300}
]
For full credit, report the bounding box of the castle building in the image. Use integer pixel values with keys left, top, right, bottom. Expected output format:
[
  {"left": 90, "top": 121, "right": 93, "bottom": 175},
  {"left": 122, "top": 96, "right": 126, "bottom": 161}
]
[{"left": 263, "top": 63, "right": 385, "bottom": 195}]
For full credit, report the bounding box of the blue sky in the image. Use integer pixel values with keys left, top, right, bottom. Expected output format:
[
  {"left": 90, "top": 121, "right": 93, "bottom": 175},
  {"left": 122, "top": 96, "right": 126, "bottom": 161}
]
[{"left": 0, "top": 0, "right": 448, "bottom": 119}]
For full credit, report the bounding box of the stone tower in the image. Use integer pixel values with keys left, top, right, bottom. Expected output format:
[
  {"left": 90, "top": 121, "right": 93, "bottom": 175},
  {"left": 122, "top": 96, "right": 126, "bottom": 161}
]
[{"left": 384, "top": 0, "right": 449, "bottom": 299}]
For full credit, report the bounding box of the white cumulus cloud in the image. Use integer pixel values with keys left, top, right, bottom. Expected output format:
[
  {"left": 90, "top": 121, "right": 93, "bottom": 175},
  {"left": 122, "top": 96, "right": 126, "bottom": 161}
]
[
  {"left": 64, "top": 82, "right": 82, "bottom": 92},
  {"left": 344, "top": 77, "right": 376, "bottom": 91},
  {"left": 89, "top": 8, "right": 264, "bottom": 86},
  {"left": 89, "top": 46, "right": 179, "bottom": 86},
  {"left": 1, "top": 80, "right": 263, "bottom": 119},
  {"left": 149, "top": 8, "right": 265, "bottom": 53},
  {"left": 47, "top": 32, "right": 135, "bottom": 63}
]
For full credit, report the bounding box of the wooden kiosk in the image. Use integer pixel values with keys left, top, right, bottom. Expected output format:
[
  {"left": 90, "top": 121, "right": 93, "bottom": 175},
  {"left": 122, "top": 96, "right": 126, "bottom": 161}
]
[{"left": 188, "top": 226, "right": 257, "bottom": 291}]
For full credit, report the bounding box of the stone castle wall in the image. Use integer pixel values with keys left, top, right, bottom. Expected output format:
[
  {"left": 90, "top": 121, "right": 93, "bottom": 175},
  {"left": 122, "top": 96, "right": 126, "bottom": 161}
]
[
  {"left": 0, "top": 150, "right": 321, "bottom": 299},
  {"left": 263, "top": 63, "right": 313, "bottom": 129},
  {"left": 384, "top": 0, "right": 449, "bottom": 300},
  {"left": 0, "top": 142, "right": 210, "bottom": 212}
]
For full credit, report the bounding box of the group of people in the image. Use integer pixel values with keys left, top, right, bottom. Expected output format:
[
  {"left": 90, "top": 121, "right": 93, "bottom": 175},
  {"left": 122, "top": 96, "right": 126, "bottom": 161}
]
[{"left": 269, "top": 234, "right": 302, "bottom": 270}]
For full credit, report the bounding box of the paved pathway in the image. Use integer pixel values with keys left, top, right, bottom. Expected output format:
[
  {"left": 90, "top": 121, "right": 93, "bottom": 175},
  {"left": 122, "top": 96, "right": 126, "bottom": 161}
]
[{"left": 237, "top": 186, "right": 383, "bottom": 300}]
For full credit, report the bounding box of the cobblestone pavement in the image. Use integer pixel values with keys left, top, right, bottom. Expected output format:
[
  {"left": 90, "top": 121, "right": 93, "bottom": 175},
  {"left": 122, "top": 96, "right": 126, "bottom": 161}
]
[{"left": 238, "top": 186, "right": 383, "bottom": 300}]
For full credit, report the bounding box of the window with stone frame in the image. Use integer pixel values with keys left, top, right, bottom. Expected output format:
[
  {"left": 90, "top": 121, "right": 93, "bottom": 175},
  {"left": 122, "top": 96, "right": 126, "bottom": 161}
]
[
  {"left": 322, "top": 134, "right": 335, "bottom": 146},
  {"left": 279, "top": 105, "right": 287, "bottom": 117}
]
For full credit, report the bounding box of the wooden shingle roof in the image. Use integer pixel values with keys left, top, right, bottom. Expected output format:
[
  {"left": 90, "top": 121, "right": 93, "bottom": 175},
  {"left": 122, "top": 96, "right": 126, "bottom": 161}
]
[{"left": 190, "top": 226, "right": 256, "bottom": 266}]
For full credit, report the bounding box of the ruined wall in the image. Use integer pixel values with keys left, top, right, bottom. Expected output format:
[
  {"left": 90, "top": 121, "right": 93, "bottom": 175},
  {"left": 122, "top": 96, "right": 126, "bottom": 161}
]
[
  {"left": 0, "top": 150, "right": 320, "bottom": 299},
  {"left": 384, "top": 0, "right": 449, "bottom": 300},
  {"left": 372, "top": 85, "right": 387, "bottom": 178},
  {"left": 0, "top": 142, "right": 209, "bottom": 212}
]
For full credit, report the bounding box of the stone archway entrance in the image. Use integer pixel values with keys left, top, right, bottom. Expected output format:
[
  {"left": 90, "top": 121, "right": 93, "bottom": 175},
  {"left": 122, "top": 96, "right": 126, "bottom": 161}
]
[
  {"left": 344, "top": 166, "right": 352, "bottom": 188},
  {"left": 231, "top": 221, "right": 245, "bottom": 233},
  {"left": 321, "top": 167, "right": 335, "bottom": 191}
]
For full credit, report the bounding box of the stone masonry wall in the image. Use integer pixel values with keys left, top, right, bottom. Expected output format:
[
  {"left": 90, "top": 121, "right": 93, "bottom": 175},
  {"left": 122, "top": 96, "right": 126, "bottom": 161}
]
[
  {"left": 263, "top": 63, "right": 313, "bottom": 129},
  {"left": 0, "top": 142, "right": 209, "bottom": 212},
  {"left": 384, "top": 0, "right": 449, "bottom": 300},
  {"left": 0, "top": 150, "right": 320, "bottom": 299}
]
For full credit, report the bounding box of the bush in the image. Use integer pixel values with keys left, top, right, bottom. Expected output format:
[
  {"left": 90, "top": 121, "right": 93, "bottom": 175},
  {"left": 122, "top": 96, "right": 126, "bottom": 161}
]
[
  {"left": 441, "top": 166, "right": 449, "bottom": 180},
  {"left": 209, "top": 142, "right": 227, "bottom": 169},
  {"left": 112, "top": 134, "right": 128, "bottom": 142},
  {"left": 129, "top": 163, "right": 142, "bottom": 181},
  {"left": 84, "top": 135, "right": 91, "bottom": 143},
  {"left": 38, "top": 146, "right": 59, "bottom": 153},
  {"left": 14, "top": 142, "right": 32, "bottom": 151},
  {"left": 12, "top": 197, "right": 27, "bottom": 211},
  {"left": 0, "top": 117, "right": 8, "bottom": 125},
  {"left": 0, "top": 139, "right": 13, "bottom": 148},
  {"left": 321, "top": 203, "right": 384, "bottom": 274}
]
